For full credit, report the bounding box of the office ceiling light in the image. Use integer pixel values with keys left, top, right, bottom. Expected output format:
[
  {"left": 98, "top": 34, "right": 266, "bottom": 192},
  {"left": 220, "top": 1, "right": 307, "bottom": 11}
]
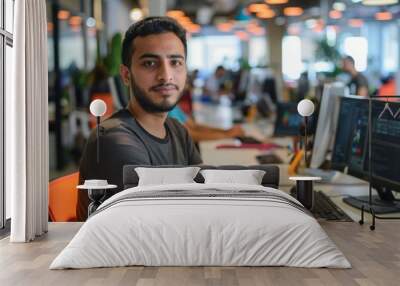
[
  {"left": 247, "top": 22, "right": 263, "bottom": 31},
  {"left": 247, "top": 21, "right": 260, "bottom": 28},
  {"left": 333, "top": 2, "right": 346, "bottom": 11},
  {"left": 217, "top": 22, "right": 234, "bottom": 32},
  {"left": 177, "top": 16, "right": 193, "bottom": 25},
  {"left": 235, "top": 31, "right": 249, "bottom": 41},
  {"left": 47, "top": 22, "right": 54, "bottom": 32},
  {"left": 375, "top": 11, "right": 392, "bottom": 20},
  {"left": 257, "top": 9, "right": 276, "bottom": 19},
  {"left": 329, "top": 10, "right": 342, "bottom": 19},
  {"left": 69, "top": 16, "right": 82, "bottom": 26},
  {"left": 130, "top": 8, "right": 143, "bottom": 22},
  {"left": 265, "top": 0, "right": 288, "bottom": 4},
  {"left": 363, "top": 0, "right": 398, "bottom": 5},
  {"left": 57, "top": 10, "right": 70, "bottom": 20},
  {"left": 166, "top": 10, "right": 185, "bottom": 18},
  {"left": 247, "top": 24, "right": 265, "bottom": 36},
  {"left": 348, "top": 18, "right": 364, "bottom": 27},
  {"left": 284, "top": 7, "right": 303, "bottom": 16},
  {"left": 248, "top": 3, "right": 269, "bottom": 13},
  {"left": 186, "top": 24, "right": 201, "bottom": 33}
]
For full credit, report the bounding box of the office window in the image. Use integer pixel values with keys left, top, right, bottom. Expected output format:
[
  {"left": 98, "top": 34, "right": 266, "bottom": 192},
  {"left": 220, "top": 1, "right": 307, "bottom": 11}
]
[
  {"left": 249, "top": 37, "right": 268, "bottom": 68},
  {"left": 187, "top": 35, "right": 241, "bottom": 73},
  {"left": 1, "top": 0, "right": 14, "bottom": 229},
  {"left": 187, "top": 37, "right": 204, "bottom": 71},
  {"left": 382, "top": 24, "right": 398, "bottom": 74},
  {"left": 343, "top": 37, "right": 368, "bottom": 72},
  {"left": 282, "top": 36, "right": 303, "bottom": 80},
  {"left": 5, "top": 0, "right": 13, "bottom": 33}
]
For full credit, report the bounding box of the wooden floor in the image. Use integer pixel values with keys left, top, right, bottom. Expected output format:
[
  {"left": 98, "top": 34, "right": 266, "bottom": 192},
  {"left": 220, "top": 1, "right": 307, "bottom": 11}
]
[{"left": 0, "top": 222, "right": 399, "bottom": 286}]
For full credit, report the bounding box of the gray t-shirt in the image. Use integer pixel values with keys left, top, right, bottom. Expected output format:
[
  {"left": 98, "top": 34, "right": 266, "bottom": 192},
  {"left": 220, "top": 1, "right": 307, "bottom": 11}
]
[
  {"left": 77, "top": 109, "right": 202, "bottom": 221},
  {"left": 348, "top": 73, "right": 369, "bottom": 95}
]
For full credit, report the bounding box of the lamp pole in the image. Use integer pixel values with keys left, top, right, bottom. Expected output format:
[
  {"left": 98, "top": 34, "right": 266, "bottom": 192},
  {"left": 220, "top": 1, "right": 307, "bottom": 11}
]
[
  {"left": 89, "top": 99, "right": 107, "bottom": 165},
  {"left": 297, "top": 99, "right": 315, "bottom": 168},
  {"left": 304, "top": 116, "right": 308, "bottom": 167}
]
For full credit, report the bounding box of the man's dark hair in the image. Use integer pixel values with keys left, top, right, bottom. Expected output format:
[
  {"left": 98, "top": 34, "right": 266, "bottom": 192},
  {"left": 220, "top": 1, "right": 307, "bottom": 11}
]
[
  {"left": 343, "top": 55, "right": 355, "bottom": 66},
  {"left": 122, "top": 16, "right": 187, "bottom": 68}
]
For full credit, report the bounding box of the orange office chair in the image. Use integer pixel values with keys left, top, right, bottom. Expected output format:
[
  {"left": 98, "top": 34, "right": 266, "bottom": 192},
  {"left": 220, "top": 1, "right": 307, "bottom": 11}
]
[{"left": 48, "top": 172, "right": 79, "bottom": 222}]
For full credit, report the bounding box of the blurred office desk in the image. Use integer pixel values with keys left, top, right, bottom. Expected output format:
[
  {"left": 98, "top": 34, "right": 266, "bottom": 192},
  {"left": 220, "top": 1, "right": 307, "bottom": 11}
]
[
  {"left": 193, "top": 102, "right": 237, "bottom": 130},
  {"left": 281, "top": 176, "right": 400, "bottom": 223},
  {"left": 194, "top": 102, "right": 398, "bottom": 223},
  {"left": 199, "top": 139, "right": 259, "bottom": 165},
  {"left": 199, "top": 138, "right": 294, "bottom": 189},
  {"left": 200, "top": 139, "right": 398, "bottom": 223}
]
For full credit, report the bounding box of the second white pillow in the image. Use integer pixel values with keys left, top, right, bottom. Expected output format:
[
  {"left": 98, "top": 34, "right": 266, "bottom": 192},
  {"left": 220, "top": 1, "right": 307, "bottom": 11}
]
[
  {"left": 135, "top": 167, "right": 201, "bottom": 186},
  {"left": 200, "top": 169, "right": 266, "bottom": 185}
]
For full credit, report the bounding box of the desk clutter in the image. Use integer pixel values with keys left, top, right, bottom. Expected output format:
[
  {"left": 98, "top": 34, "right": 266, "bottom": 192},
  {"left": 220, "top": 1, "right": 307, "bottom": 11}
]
[{"left": 216, "top": 137, "right": 283, "bottom": 151}]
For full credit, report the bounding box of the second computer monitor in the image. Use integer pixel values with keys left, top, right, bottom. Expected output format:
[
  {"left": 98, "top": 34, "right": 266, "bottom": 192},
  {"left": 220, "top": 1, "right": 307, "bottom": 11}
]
[
  {"left": 331, "top": 96, "right": 369, "bottom": 171},
  {"left": 310, "top": 82, "right": 346, "bottom": 168}
]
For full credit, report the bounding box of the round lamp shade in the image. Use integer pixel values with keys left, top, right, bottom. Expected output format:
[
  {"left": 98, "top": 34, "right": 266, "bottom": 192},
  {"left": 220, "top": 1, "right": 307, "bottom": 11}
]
[
  {"left": 90, "top": 99, "right": 107, "bottom": 117},
  {"left": 297, "top": 99, "right": 315, "bottom": 117}
]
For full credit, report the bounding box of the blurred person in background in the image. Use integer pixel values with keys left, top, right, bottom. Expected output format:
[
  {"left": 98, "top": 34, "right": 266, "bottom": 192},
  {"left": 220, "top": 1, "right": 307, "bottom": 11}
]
[
  {"left": 297, "top": 71, "right": 310, "bottom": 102},
  {"left": 378, "top": 74, "right": 396, "bottom": 97},
  {"left": 204, "top": 65, "right": 226, "bottom": 102},
  {"left": 341, "top": 55, "right": 369, "bottom": 97}
]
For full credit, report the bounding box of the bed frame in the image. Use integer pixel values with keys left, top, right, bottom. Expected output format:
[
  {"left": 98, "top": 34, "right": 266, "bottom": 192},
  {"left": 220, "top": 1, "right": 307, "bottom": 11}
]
[{"left": 123, "top": 164, "right": 280, "bottom": 189}]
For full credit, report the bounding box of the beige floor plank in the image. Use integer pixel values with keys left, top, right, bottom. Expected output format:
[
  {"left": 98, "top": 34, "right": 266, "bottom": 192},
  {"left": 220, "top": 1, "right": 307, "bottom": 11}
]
[{"left": 1, "top": 222, "right": 400, "bottom": 286}]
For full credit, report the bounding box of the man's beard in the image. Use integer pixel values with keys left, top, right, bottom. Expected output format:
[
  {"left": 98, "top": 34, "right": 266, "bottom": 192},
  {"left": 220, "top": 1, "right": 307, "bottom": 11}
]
[{"left": 129, "top": 76, "right": 183, "bottom": 113}]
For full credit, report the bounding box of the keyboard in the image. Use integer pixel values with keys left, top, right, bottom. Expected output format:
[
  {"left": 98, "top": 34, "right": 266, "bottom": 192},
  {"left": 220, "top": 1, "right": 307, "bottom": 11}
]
[
  {"left": 302, "top": 168, "right": 337, "bottom": 182},
  {"left": 290, "top": 188, "right": 353, "bottom": 221},
  {"left": 302, "top": 168, "right": 366, "bottom": 185},
  {"left": 235, "top": 136, "right": 262, "bottom": 144},
  {"left": 256, "top": 153, "right": 283, "bottom": 164}
]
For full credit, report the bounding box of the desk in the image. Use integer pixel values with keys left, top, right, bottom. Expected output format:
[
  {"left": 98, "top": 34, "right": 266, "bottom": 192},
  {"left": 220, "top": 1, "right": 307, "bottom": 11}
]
[
  {"left": 200, "top": 138, "right": 399, "bottom": 224},
  {"left": 194, "top": 102, "right": 400, "bottom": 224}
]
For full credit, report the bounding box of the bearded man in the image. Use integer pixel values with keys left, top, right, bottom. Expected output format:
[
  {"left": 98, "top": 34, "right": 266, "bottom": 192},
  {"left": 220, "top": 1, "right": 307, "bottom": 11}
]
[{"left": 77, "top": 17, "right": 202, "bottom": 221}]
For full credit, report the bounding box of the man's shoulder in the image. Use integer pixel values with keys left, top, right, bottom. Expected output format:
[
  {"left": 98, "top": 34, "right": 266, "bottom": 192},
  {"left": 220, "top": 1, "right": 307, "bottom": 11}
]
[
  {"left": 165, "top": 117, "right": 187, "bottom": 132},
  {"left": 90, "top": 109, "right": 142, "bottom": 144},
  {"left": 99, "top": 109, "right": 131, "bottom": 131},
  {"left": 356, "top": 73, "right": 368, "bottom": 83}
]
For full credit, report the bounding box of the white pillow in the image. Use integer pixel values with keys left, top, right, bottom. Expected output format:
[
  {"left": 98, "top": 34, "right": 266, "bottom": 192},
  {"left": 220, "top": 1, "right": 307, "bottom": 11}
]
[
  {"left": 200, "top": 169, "right": 266, "bottom": 185},
  {"left": 135, "top": 167, "right": 201, "bottom": 186}
]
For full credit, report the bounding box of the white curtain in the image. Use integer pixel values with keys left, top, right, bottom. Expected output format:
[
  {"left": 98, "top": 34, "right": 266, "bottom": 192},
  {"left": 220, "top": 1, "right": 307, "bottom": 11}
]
[{"left": 7, "top": 0, "right": 49, "bottom": 242}]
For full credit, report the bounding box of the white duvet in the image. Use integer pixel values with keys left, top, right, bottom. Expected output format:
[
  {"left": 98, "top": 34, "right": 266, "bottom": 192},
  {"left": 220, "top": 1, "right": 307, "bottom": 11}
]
[{"left": 50, "top": 183, "right": 351, "bottom": 269}]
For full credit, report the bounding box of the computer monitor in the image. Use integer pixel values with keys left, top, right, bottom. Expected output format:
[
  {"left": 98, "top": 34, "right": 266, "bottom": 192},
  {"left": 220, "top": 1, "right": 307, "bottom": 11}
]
[
  {"left": 331, "top": 96, "right": 369, "bottom": 171},
  {"left": 310, "top": 82, "right": 345, "bottom": 168},
  {"left": 273, "top": 102, "right": 304, "bottom": 136},
  {"left": 337, "top": 97, "right": 400, "bottom": 213}
]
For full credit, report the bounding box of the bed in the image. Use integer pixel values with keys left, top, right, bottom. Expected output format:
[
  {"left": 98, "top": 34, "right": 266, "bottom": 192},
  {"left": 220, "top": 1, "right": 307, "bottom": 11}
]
[{"left": 50, "top": 165, "right": 351, "bottom": 269}]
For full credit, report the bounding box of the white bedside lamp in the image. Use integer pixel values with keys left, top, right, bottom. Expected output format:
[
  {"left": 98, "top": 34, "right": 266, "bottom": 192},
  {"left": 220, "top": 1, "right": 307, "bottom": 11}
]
[
  {"left": 297, "top": 99, "right": 315, "bottom": 166},
  {"left": 89, "top": 99, "right": 107, "bottom": 164},
  {"left": 290, "top": 99, "right": 319, "bottom": 211}
]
